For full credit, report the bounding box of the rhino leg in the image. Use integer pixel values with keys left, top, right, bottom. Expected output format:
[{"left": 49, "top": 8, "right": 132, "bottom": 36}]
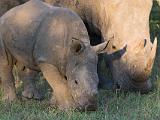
[
  {"left": 0, "top": 65, "right": 17, "bottom": 101},
  {"left": 0, "top": 36, "right": 17, "bottom": 101},
  {"left": 39, "top": 63, "right": 75, "bottom": 110},
  {"left": 17, "top": 65, "right": 43, "bottom": 100},
  {"left": 98, "top": 54, "right": 113, "bottom": 89}
]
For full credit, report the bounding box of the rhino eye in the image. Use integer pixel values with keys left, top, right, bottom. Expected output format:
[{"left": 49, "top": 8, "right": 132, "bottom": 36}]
[
  {"left": 64, "top": 76, "right": 67, "bottom": 80},
  {"left": 112, "top": 45, "right": 116, "bottom": 50}
]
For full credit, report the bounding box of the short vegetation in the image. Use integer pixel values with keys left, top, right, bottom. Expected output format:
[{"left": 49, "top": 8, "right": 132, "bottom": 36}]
[{"left": 0, "top": 1, "right": 160, "bottom": 120}]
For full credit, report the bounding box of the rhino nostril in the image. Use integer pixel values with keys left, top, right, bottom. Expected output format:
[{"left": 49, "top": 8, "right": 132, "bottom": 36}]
[
  {"left": 64, "top": 76, "right": 67, "bottom": 80},
  {"left": 75, "top": 80, "right": 78, "bottom": 85},
  {"left": 144, "top": 39, "right": 147, "bottom": 47}
]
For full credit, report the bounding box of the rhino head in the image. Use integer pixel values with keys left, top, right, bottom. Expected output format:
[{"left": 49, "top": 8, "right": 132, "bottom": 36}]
[
  {"left": 103, "top": 0, "right": 157, "bottom": 92},
  {"left": 63, "top": 19, "right": 109, "bottom": 110},
  {"left": 65, "top": 39, "right": 108, "bottom": 110}
]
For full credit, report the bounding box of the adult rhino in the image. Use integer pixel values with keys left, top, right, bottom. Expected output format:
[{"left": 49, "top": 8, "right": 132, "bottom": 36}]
[
  {"left": 44, "top": 0, "right": 157, "bottom": 92},
  {"left": 0, "top": 0, "right": 109, "bottom": 110}
]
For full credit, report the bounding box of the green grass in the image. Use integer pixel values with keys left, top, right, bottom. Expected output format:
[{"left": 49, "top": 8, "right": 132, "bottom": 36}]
[
  {"left": 1, "top": 89, "right": 160, "bottom": 120},
  {"left": 0, "top": 1, "right": 160, "bottom": 120}
]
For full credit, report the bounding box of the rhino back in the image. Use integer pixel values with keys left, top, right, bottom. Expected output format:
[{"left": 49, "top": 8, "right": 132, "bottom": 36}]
[
  {"left": 33, "top": 9, "right": 73, "bottom": 70},
  {"left": 33, "top": 7, "right": 89, "bottom": 73},
  {"left": 0, "top": 0, "right": 51, "bottom": 67}
]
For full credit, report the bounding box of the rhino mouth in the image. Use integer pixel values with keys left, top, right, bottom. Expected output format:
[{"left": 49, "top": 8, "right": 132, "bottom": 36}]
[
  {"left": 76, "top": 100, "right": 98, "bottom": 111},
  {"left": 79, "top": 103, "right": 97, "bottom": 111},
  {"left": 129, "top": 78, "right": 152, "bottom": 93},
  {"left": 71, "top": 94, "right": 98, "bottom": 111},
  {"left": 115, "top": 76, "right": 152, "bottom": 93}
]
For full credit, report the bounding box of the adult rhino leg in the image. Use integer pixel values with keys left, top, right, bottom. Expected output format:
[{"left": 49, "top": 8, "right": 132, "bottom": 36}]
[
  {"left": 0, "top": 65, "right": 17, "bottom": 101},
  {"left": 39, "top": 63, "right": 75, "bottom": 110},
  {"left": 17, "top": 64, "right": 43, "bottom": 100}
]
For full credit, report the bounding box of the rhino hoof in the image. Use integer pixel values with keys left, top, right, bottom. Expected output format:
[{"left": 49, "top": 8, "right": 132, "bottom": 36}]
[{"left": 2, "top": 93, "right": 17, "bottom": 102}]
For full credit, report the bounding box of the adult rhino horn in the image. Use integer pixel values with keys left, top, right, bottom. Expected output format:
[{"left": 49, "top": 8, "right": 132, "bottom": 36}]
[
  {"left": 92, "top": 41, "right": 110, "bottom": 54},
  {"left": 145, "top": 37, "right": 157, "bottom": 71}
]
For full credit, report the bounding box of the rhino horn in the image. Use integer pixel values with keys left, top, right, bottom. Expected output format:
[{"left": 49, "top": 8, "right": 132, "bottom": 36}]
[
  {"left": 92, "top": 41, "right": 110, "bottom": 54},
  {"left": 145, "top": 37, "right": 157, "bottom": 71}
]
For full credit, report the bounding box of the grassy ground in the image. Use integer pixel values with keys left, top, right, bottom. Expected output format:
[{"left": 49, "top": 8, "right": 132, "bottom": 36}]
[{"left": 0, "top": 1, "right": 160, "bottom": 120}]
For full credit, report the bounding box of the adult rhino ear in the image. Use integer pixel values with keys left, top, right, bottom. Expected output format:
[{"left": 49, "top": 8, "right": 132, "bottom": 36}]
[{"left": 92, "top": 41, "right": 110, "bottom": 54}]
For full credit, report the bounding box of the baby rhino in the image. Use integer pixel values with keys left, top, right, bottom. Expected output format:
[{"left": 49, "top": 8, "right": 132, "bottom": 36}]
[{"left": 0, "top": 0, "right": 108, "bottom": 111}]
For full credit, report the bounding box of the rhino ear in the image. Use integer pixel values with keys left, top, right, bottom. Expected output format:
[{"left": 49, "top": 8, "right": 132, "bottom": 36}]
[
  {"left": 70, "top": 39, "right": 85, "bottom": 54},
  {"left": 92, "top": 41, "right": 110, "bottom": 54}
]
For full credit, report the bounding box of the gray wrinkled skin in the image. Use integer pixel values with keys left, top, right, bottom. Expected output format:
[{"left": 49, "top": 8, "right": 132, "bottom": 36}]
[
  {"left": 43, "top": 0, "right": 157, "bottom": 93},
  {"left": 0, "top": 0, "right": 108, "bottom": 110},
  {"left": 0, "top": 0, "right": 43, "bottom": 100}
]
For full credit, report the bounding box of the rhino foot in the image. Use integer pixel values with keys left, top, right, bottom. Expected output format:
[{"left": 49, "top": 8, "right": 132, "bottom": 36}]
[
  {"left": 0, "top": 65, "right": 17, "bottom": 102},
  {"left": 17, "top": 66, "right": 43, "bottom": 100},
  {"left": 2, "top": 91, "right": 17, "bottom": 102},
  {"left": 22, "top": 87, "right": 43, "bottom": 100}
]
